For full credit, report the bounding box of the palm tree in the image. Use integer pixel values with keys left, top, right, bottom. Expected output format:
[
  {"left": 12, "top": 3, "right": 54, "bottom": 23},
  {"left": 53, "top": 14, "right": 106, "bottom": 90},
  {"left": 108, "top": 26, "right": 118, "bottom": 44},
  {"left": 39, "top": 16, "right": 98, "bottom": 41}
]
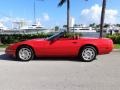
[
  {"left": 100, "top": 0, "right": 106, "bottom": 38},
  {"left": 58, "top": 0, "right": 87, "bottom": 33},
  {"left": 58, "top": 0, "right": 70, "bottom": 32}
]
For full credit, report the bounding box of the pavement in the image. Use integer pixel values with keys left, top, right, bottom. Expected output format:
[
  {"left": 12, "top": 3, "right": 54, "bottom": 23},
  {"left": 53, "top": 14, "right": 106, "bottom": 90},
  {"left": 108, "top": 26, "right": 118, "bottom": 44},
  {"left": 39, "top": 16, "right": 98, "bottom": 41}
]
[
  {"left": 0, "top": 48, "right": 5, "bottom": 52},
  {"left": 0, "top": 51, "right": 120, "bottom": 90},
  {"left": 113, "top": 49, "right": 120, "bottom": 52}
]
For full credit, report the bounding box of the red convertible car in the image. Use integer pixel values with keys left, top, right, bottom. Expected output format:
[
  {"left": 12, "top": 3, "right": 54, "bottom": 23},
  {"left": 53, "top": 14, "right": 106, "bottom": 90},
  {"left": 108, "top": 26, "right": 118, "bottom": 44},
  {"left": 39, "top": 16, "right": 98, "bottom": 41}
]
[{"left": 5, "top": 32, "right": 113, "bottom": 62}]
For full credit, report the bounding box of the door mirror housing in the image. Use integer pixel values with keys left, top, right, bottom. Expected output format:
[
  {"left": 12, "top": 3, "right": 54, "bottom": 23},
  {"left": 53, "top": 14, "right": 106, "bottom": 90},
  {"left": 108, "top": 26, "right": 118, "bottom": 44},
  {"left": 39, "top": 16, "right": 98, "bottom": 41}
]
[{"left": 49, "top": 38, "right": 57, "bottom": 44}]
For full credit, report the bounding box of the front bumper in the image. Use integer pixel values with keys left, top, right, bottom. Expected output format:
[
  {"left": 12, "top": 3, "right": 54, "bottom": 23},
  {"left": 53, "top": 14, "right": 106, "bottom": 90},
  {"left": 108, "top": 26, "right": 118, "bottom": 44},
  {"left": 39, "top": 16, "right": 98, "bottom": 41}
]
[{"left": 5, "top": 48, "right": 16, "bottom": 57}]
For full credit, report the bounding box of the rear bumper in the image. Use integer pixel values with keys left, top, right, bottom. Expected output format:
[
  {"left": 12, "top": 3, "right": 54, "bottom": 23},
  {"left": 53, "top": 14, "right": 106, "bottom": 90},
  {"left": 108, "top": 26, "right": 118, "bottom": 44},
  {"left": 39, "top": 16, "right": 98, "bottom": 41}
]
[{"left": 99, "top": 46, "right": 113, "bottom": 55}]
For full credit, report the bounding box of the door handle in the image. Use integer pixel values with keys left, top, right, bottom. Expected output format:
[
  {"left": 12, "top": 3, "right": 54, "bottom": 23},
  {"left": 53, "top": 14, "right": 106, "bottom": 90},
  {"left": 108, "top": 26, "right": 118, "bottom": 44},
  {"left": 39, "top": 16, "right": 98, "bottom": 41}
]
[{"left": 72, "top": 42, "right": 77, "bottom": 44}]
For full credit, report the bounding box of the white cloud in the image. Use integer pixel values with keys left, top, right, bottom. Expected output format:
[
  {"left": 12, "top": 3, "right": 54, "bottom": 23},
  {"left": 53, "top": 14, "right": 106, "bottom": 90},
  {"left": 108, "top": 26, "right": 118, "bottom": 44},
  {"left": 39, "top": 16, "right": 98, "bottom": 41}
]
[
  {"left": 0, "top": 17, "right": 27, "bottom": 23},
  {"left": 81, "top": 4, "right": 119, "bottom": 24},
  {"left": 43, "top": 13, "right": 50, "bottom": 21},
  {"left": 0, "top": 17, "right": 11, "bottom": 23}
]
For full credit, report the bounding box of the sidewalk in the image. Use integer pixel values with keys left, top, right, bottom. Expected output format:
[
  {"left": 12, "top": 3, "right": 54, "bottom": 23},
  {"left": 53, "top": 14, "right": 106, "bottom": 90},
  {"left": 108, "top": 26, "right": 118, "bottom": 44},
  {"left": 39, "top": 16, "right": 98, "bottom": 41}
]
[
  {"left": 113, "top": 49, "right": 120, "bottom": 52},
  {"left": 0, "top": 48, "right": 120, "bottom": 52},
  {"left": 0, "top": 48, "right": 5, "bottom": 52}
]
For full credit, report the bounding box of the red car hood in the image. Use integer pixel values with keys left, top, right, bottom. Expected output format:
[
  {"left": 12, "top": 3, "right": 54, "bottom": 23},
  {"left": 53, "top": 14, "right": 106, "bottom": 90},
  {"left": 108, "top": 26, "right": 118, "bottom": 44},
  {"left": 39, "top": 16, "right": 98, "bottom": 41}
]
[
  {"left": 9, "top": 38, "right": 46, "bottom": 46},
  {"left": 6, "top": 38, "right": 46, "bottom": 50},
  {"left": 19, "top": 38, "right": 46, "bottom": 43},
  {"left": 26, "top": 38, "right": 45, "bottom": 42}
]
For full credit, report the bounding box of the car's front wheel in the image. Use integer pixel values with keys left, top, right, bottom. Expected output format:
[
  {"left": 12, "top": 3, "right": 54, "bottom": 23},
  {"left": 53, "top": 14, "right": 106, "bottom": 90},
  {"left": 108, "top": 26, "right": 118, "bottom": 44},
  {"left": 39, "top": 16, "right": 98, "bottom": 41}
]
[
  {"left": 79, "top": 46, "right": 97, "bottom": 62},
  {"left": 16, "top": 46, "right": 34, "bottom": 61}
]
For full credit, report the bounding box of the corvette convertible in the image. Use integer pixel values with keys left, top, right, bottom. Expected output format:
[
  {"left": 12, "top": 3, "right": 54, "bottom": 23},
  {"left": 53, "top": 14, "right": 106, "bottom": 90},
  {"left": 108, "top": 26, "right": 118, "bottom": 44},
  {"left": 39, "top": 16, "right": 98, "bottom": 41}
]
[{"left": 5, "top": 32, "right": 113, "bottom": 62}]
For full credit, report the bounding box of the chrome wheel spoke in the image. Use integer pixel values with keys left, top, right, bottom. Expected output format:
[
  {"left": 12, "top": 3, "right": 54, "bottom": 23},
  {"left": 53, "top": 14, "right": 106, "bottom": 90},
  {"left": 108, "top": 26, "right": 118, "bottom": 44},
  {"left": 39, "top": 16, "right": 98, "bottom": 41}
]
[
  {"left": 82, "top": 47, "right": 95, "bottom": 61},
  {"left": 19, "top": 48, "right": 32, "bottom": 61}
]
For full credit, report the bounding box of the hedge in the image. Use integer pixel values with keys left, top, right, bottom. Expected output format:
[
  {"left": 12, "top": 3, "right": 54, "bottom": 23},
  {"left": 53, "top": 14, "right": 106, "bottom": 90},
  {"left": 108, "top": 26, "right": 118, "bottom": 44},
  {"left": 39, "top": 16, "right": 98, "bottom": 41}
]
[
  {"left": 0, "top": 33, "right": 53, "bottom": 44},
  {"left": 106, "top": 34, "right": 120, "bottom": 44},
  {"left": 1, "top": 33, "right": 119, "bottom": 44},
  {"left": 0, "top": 33, "right": 82, "bottom": 44}
]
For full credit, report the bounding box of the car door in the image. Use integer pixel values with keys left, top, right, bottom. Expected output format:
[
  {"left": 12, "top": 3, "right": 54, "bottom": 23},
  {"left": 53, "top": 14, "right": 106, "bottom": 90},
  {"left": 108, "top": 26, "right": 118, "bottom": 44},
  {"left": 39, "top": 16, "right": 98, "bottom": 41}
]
[{"left": 40, "top": 38, "right": 80, "bottom": 57}]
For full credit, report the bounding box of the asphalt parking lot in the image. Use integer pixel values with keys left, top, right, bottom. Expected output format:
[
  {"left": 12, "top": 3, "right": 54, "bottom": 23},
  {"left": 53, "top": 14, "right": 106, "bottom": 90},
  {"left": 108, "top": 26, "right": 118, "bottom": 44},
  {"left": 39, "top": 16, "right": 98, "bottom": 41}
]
[{"left": 0, "top": 51, "right": 120, "bottom": 90}]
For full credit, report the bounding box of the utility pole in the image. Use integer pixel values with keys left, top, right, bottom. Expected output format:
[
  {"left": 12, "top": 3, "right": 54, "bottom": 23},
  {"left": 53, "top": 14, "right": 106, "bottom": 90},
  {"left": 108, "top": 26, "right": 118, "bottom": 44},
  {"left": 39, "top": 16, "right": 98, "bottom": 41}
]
[{"left": 100, "top": 0, "right": 106, "bottom": 38}]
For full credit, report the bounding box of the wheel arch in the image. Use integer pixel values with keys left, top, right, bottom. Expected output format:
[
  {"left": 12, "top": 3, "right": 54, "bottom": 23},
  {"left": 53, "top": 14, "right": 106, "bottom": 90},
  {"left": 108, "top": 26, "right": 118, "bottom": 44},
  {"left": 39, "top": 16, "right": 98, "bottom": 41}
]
[
  {"left": 79, "top": 44, "right": 99, "bottom": 55},
  {"left": 16, "top": 44, "right": 36, "bottom": 57}
]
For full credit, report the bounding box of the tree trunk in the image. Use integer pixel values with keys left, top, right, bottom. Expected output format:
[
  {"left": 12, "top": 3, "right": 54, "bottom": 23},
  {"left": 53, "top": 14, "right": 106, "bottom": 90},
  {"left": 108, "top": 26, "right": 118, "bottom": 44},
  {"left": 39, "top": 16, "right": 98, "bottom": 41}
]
[
  {"left": 100, "top": 0, "right": 106, "bottom": 38},
  {"left": 67, "top": 0, "right": 70, "bottom": 33}
]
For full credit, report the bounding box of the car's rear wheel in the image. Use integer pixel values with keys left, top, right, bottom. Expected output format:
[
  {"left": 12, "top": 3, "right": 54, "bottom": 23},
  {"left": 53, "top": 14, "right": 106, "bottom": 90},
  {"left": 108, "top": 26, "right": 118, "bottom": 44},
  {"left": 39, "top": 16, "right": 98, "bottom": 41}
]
[
  {"left": 79, "top": 46, "right": 97, "bottom": 62},
  {"left": 16, "top": 46, "right": 34, "bottom": 61}
]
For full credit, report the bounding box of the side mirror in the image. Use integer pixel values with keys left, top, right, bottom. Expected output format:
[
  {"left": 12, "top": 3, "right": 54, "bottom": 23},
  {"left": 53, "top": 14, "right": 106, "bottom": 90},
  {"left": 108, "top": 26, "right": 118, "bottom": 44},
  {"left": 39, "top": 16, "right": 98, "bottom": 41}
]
[{"left": 49, "top": 39, "right": 57, "bottom": 44}]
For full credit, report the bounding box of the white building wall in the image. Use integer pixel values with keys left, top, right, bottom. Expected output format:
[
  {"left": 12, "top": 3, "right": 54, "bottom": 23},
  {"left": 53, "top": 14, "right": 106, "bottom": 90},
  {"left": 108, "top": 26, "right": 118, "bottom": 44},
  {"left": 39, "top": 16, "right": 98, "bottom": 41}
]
[{"left": 69, "top": 17, "right": 75, "bottom": 28}]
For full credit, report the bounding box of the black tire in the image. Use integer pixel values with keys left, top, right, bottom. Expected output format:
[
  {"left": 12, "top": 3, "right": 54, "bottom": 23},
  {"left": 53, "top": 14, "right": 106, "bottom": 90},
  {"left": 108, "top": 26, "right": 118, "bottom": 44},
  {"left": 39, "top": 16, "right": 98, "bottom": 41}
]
[
  {"left": 79, "top": 46, "right": 97, "bottom": 62},
  {"left": 16, "top": 46, "right": 34, "bottom": 61}
]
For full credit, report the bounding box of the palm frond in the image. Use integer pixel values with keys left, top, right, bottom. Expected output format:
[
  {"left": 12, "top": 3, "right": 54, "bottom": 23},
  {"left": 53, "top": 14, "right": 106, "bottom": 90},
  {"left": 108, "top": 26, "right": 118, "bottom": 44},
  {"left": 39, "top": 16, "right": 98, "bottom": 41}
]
[{"left": 58, "top": 0, "right": 66, "bottom": 7}]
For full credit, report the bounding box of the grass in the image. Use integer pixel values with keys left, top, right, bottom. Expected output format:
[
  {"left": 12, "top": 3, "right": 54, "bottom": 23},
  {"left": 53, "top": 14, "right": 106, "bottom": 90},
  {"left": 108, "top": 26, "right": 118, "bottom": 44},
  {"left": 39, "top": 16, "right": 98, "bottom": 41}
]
[
  {"left": 114, "top": 44, "right": 120, "bottom": 49},
  {"left": 0, "top": 44, "right": 8, "bottom": 48}
]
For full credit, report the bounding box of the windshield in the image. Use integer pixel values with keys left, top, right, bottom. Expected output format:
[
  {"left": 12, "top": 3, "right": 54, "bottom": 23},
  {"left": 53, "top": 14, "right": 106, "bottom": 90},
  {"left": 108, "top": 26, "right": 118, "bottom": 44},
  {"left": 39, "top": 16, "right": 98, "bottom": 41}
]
[{"left": 47, "top": 31, "right": 65, "bottom": 40}]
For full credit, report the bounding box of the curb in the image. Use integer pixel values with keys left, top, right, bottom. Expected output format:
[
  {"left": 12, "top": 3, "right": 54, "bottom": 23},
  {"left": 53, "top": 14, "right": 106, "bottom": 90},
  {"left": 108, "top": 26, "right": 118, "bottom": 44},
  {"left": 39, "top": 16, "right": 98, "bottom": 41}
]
[
  {"left": 113, "top": 49, "right": 120, "bottom": 52},
  {"left": 0, "top": 48, "right": 5, "bottom": 52}
]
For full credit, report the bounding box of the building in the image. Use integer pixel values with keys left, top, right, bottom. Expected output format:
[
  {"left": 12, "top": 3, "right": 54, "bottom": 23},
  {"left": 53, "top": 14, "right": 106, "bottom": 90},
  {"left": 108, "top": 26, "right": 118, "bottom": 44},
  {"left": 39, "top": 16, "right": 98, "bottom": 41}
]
[
  {"left": 106, "top": 25, "right": 120, "bottom": 34},
  {"left": 63, "top": 24, "right": 96, "bottom": 33},
  {"left": 69, "top": 17, "right": 75, "bottom": 28}
]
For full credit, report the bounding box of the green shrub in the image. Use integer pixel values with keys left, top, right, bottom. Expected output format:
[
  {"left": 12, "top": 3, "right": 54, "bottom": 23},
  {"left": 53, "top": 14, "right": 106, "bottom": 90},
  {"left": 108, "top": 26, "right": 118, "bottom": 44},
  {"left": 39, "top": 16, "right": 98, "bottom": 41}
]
[
  {"left": 0, "top": 33, "right": 53, "bottom": 44},
  {"left": 0, "top": 32, "right": 82, "bottom": 44},
  {"left": 64, "top": 33, "right": 82, "bottom": 38},
  {"left": 106, "top": 34, "right": 120, "bottom": 44}
]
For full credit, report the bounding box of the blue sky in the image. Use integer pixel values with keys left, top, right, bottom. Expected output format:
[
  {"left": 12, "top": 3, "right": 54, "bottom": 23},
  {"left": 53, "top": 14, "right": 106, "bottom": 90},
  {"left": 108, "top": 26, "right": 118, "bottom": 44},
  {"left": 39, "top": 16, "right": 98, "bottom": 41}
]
[{"left": 0, "top": 0, "right": 120, "bottom": 28}]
